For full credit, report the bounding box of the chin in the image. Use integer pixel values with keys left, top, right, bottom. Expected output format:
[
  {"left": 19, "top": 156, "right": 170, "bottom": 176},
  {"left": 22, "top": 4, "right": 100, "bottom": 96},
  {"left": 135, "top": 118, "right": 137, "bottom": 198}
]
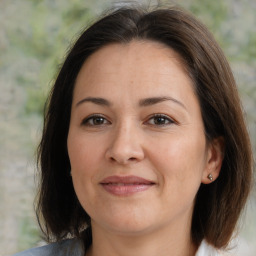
[
  {"left": 95, "top": 212, "right": 156, "bottom": 235},
  {"left": 106, "top": 223, "right": 155, "bottom": 236}
]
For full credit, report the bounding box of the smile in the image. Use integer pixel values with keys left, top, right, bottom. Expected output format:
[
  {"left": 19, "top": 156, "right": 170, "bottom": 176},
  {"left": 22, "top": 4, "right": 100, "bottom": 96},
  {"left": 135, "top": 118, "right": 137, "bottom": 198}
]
[{"left": 100, "top": 175, "right": 156, "bottom": 196}]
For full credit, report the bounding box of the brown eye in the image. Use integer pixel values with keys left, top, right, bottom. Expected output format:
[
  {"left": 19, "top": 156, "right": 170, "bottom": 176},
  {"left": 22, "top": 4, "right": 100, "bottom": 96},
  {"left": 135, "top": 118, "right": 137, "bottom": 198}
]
[
  {"left": 82, "top": 115, "right": 110, "bottom": 126},
  {"left": 147, "top": 114, "right": 174, "bottom": 126},
  {"left": 92, "top": 117, "right": 105, "bottom": 125},
  {"left": 154, "top": 116, "right": 167, "bottom": 125}
]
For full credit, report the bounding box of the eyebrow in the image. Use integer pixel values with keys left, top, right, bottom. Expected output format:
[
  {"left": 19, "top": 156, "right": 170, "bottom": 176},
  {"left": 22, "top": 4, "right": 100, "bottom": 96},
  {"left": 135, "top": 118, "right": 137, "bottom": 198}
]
[
  {"left": 76, "top": 97, "right": 111, "bottom": 107},
  {"left": 76, "top": 96, "right": 186, "bottom": 110},
  {"left": 139, "top": 96, "right": 187, "bottom": 110}
]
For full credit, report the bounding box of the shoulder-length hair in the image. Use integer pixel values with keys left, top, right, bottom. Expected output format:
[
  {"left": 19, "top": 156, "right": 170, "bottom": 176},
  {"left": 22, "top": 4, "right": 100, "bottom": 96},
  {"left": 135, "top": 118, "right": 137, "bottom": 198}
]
[{"left": 37, "top": 4, "right": 253, "bottom": 249}]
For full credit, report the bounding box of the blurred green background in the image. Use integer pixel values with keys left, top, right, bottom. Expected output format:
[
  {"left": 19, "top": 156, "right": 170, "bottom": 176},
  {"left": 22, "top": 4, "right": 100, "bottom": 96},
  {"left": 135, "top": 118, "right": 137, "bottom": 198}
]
[{"left": 0, "top": 0, "right": 255, "bottom": 255}]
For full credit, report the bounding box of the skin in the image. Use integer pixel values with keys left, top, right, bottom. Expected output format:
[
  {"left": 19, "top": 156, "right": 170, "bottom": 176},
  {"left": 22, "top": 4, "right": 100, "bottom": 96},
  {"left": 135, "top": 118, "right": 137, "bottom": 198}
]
[{"left": 67, "top": 40, "right": 223, "bottom": 256}]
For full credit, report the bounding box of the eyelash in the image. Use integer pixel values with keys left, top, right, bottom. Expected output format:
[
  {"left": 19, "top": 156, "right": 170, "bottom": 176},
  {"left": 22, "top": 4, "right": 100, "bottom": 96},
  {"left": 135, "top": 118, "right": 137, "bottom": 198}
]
[
  {"left": 81, "top": 114, "right": 175, "bottom": 127},
  {"left": 81, "top": 114, "right": 110, "bottom": 126},
  {"left": 146, "top": 114, "right": 175, "bottom": 126}
]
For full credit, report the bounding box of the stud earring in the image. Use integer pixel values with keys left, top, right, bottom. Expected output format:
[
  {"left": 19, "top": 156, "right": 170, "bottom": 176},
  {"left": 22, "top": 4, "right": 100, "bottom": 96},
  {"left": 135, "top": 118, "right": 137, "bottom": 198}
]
[{"left": 207, "top": 174, "right": 213, "bottom": 181}]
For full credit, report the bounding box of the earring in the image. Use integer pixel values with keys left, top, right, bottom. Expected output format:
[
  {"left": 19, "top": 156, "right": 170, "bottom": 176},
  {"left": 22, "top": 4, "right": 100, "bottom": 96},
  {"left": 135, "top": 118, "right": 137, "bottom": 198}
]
[{"left": 207, "top": 174, "right": 213, "bottom": 181}]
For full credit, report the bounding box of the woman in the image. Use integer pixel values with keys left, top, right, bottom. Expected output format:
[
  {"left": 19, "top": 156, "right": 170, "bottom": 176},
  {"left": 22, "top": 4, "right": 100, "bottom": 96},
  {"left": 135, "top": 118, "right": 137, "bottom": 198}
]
[{"left": 13, "top": 4, "right": 252, "bottom": 256}]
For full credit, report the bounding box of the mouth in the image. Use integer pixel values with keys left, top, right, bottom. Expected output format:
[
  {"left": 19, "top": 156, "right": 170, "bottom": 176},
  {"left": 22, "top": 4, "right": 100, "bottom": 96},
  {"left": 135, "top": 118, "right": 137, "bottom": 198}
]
[{"left": 100, "top": 175, "right": 156, "bottom": 196}]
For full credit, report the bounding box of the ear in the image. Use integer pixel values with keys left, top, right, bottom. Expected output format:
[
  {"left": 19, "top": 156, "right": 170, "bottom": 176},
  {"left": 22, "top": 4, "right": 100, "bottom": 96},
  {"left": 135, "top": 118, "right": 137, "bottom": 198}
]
[{"left": 201, "top": 137, "right": 225, "bottom": 184}]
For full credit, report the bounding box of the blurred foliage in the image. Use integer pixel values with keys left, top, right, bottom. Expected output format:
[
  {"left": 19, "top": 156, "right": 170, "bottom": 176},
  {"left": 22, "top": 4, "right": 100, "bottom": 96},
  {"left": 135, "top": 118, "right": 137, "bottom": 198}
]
[
  {"left": 2, "top": 0, "right": 99, "bottom": 116},
  {"left": 17, "top": 215, "right": 41, "bottom": 251}
]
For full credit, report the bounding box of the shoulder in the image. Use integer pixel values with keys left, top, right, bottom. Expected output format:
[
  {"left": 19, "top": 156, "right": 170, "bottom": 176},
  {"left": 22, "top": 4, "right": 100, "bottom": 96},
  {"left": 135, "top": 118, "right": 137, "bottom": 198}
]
[
  {"left": 196, "top": 240, "right": 223, "bottom": 256},
  {"left": 11, "top": 238, "right": 84, "bottom": 256}
]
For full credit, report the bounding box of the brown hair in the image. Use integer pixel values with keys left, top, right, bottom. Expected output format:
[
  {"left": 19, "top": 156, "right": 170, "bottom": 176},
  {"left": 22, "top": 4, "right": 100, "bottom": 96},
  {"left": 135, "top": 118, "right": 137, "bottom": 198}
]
[{"left": 37, "top": 5, "right": 253, "bottom": 249}]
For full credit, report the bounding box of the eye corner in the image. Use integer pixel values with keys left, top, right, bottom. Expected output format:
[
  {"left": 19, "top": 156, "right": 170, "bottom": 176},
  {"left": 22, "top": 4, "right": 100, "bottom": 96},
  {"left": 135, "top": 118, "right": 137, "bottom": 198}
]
[
  {"left": 144, "top": 113, "right": 176, "bottom": 127},
  {"left": 81, "top": 114, "right": 111, "bottom": 127}
]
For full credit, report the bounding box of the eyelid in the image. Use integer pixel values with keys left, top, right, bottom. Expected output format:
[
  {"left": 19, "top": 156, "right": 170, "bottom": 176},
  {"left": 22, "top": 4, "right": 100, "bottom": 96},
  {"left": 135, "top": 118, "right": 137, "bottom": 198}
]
[
  {"left": 81, "top": 113, "right": 177, "bottom": 127},
  {"left": 81, "top": 114, "right": 111, "bottom": 126},
  {"left": 144, "top": 114, "right": 176, "bottom": 126}
]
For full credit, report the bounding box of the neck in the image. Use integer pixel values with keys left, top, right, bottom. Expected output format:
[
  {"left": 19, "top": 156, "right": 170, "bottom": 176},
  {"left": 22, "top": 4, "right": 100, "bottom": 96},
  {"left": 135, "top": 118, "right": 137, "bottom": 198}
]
[{"left": 86, "top": 219, "right": 198, "bottom": 256}]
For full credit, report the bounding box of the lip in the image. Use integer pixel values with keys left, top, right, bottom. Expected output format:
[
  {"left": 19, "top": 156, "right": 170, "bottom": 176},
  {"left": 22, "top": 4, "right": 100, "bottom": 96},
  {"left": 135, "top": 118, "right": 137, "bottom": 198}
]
[{"left": 100, "top": 175, "right": 156, "bottom": 196}]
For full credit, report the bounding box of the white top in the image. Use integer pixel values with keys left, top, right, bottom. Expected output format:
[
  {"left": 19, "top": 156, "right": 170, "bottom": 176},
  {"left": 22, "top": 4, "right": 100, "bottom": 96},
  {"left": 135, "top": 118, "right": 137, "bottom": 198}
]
[
  {"left": 12, "top": 238, "right": 221, "bottom": 256},
  {"left": 196, "top": 240, "right": 221, "bottom": 256}
]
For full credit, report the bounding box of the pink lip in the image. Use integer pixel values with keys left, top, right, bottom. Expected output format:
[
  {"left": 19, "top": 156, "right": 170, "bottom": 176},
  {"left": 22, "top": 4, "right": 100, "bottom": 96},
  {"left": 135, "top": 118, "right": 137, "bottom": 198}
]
[{"left": 100, "top": 175, "right": 155, "bottom": 196}]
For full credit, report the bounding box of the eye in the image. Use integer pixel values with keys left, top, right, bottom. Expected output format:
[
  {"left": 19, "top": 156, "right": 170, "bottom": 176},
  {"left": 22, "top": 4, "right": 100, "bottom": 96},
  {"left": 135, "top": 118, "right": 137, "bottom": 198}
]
[
  {"left": 81, "top": 115, "right": 110, "bottom": 126},
  {"left": 146, "top": 114, "right": 175, "bottom": 126}
]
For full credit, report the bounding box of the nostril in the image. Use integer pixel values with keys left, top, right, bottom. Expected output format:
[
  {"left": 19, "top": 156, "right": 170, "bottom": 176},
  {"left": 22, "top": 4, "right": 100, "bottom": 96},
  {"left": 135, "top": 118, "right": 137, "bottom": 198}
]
[
  {"left": 110, "top": 157, "right": 116, "bottom": 162},
  {"left": 109, "top": 156, "right": 137, "bottom": 164}
]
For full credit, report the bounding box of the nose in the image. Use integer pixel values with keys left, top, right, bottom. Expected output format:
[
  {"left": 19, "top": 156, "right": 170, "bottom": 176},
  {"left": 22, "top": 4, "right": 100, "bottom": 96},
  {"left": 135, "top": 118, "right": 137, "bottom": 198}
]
[{"left": 105, "top": 122, "right": 145, "bottom": 165}]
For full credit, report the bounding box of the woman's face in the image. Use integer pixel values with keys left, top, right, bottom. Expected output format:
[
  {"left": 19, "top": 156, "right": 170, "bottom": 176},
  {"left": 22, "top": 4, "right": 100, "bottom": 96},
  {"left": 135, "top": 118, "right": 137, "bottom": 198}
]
[{"left": 67, "top": 41, "right": 215, "bottom": 236}]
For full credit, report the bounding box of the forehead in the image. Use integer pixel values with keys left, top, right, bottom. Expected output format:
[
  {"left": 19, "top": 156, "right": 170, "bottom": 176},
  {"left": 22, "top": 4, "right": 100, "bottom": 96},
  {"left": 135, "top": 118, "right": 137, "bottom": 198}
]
[
  {"left": 79, "top": 40, "right": 188, "bottom": 78},
  {"left": 74, "top": 40, "right": 193, "bottom": 94}
]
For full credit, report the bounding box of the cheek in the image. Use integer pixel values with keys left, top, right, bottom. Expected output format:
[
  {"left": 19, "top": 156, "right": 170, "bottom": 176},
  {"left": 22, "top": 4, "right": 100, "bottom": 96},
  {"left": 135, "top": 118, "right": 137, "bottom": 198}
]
[
  {"left": 67, "top": 131, "right": 108, "bottom": 200},
  {"left": 67, "top": 133, "right": 99, "bottom": 211},
  {"left": 68, "top": 131, "right": 100, "bottom": 173},
  {"left": 67, "top": 135, "right": 99, "bottom": 205},
  {"left": 150, "top": 135, "right": 207, "bottom": 185}
]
